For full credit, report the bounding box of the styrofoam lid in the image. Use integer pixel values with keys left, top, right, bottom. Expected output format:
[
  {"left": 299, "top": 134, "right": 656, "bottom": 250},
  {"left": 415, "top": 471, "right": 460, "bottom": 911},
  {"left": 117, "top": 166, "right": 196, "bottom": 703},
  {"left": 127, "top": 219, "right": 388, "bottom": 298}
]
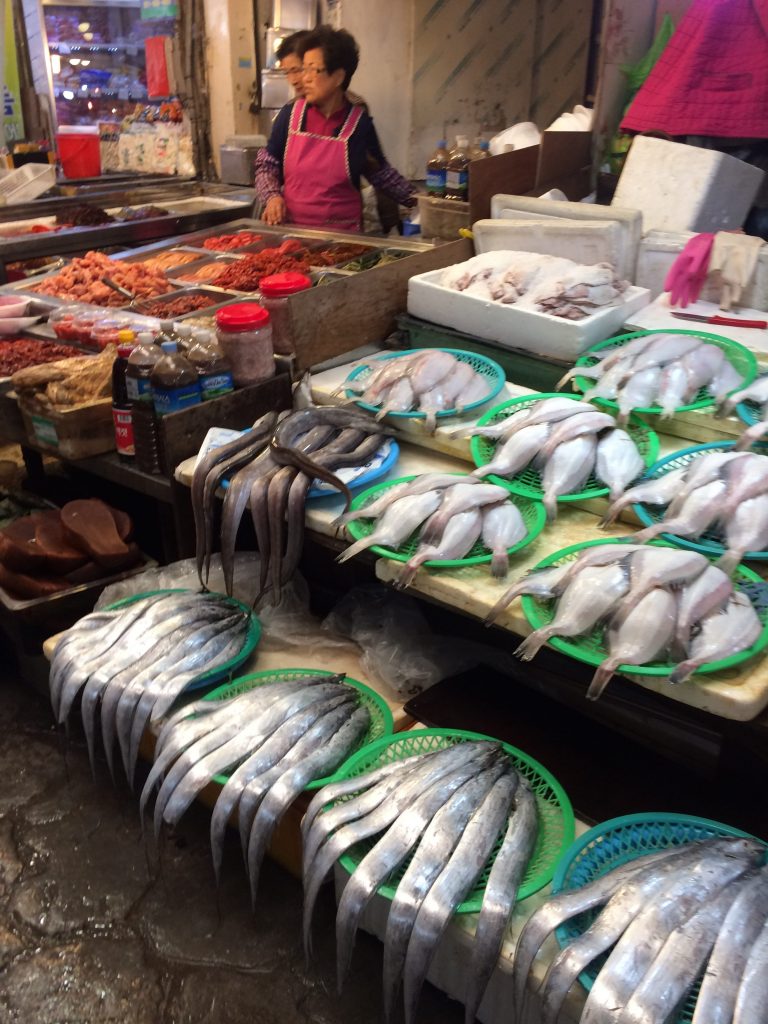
[{"left": 57, "top": 125, "right": 100, "bottom": 135}]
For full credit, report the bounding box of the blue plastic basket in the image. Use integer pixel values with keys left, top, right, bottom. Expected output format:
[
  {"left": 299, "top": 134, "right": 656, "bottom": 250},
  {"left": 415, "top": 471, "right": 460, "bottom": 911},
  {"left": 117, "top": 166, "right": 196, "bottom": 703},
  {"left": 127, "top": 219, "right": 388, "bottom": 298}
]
[
  {"left": 632, "top": 441, "right": 768, "bottom": 561},
  {"left": 344, "top": 348, "right": 506, "bottom": 421},
  {"left": 551, "top": 812, "right": 767, "bottom": 1020}
]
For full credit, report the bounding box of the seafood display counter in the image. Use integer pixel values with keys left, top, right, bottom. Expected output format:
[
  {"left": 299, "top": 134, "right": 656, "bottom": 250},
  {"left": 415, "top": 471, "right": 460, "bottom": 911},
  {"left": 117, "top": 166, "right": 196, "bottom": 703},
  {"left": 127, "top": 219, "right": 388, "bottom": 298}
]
[{"left": 0, "top": 182, "right": 256, "bottom": 284}]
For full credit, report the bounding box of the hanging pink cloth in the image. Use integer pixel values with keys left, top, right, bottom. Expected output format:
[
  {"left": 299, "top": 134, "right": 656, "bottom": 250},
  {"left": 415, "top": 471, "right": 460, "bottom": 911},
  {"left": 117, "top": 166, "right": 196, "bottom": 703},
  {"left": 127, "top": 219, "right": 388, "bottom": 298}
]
[
  {"left": 283, "top": 99, "right": 364, "bottom": 232},
  {"left": 621, "top": 0, "right": 768, "bottom": 138}
]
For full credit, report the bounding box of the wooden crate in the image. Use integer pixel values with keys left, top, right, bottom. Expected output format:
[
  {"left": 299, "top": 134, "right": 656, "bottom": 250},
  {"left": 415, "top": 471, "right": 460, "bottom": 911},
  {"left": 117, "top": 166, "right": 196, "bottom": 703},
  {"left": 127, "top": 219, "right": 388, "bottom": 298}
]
[
  {"left": 18, "top": 396, "right": 114, "bottom": 459},
  {"left": 284, "top": 239, "right": 473, "bottom": 370},
  {"left": 156, "top": 371, "right": 292, "bottom": 474}
]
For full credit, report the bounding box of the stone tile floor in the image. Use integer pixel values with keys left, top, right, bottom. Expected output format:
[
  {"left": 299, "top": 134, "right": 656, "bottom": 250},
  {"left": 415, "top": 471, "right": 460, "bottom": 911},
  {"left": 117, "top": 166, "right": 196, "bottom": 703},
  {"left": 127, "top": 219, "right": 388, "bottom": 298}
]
[{"left": 0, "top": 679, "right": 464, "bottom": 1023}]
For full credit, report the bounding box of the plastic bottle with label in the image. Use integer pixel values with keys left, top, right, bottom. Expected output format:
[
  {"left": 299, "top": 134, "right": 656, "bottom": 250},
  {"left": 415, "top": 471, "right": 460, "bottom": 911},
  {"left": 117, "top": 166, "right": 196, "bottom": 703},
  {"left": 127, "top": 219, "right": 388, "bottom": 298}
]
[
  {"left": 175, "top": 323, "right": 194, "bottom": 354},
  {"left": 187, "top": 330, "right": 234, "bottom": 402},
  {"left": 126, "top": 331, "right": 163, "bottom": 473},
  {"left": 426, "top": 140, "right": 449, "bottom": 198},
  {"left": 111, "top": 329, "right": 136, "bottom": 462},
  {"left": 445, "top": 136, "right": 470, "bottom": 201},
  {"left": 150, "top": 340, "right": 201, "bottom": 417}
]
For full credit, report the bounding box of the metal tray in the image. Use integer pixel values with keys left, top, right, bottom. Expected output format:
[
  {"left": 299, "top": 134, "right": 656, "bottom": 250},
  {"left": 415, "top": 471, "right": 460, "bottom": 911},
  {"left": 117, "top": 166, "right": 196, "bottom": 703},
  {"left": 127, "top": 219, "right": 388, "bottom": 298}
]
[
  {"left": 130, "top": 285, "right": 243, "bottom": 318},
  {"left": 119, "top": 244, "right": 212, "bottom": 267},
  {"left": 166, "top": 253, "right": 242, "bottom": 285}
]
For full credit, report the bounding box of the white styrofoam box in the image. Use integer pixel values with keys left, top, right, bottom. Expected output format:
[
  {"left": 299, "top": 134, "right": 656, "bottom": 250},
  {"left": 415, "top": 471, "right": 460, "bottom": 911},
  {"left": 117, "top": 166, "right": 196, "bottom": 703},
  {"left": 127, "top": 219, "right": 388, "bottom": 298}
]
[
  {"left": 472, "top": 217, "right": 628, "bottom": 279},
  {"left": 489, "top": 195, "right": 643, "bottom": 278},
  {"left": 625, "top": 295, "right": 768, "bottom": 361},
  {"left": 407, "top": 267, "right": 650, "bottom": 362},
  {"left": 612, "top": 137, "right": 765, "bottom": 234},
  {"left": 636, "top": 229, "right": 768, "bottom": 309}
]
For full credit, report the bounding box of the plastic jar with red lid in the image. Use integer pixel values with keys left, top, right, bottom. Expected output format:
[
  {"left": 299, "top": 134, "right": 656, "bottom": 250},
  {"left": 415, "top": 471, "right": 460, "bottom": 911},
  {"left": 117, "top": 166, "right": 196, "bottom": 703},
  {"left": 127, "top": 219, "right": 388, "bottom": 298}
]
[
  {"left": 215, "top": 302, "right": 274, "bottom": 386},
  {"left": 258, "top": 272, "right": 312, "bottom": 355}
]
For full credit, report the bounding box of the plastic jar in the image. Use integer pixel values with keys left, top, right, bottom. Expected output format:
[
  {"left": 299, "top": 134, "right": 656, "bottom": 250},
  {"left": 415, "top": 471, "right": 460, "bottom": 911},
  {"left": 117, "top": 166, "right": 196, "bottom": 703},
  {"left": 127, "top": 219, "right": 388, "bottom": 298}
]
[
  {"left": 214, "top": 302, "right": 274, "bottom": 386},
  {"left": 258, "top": 272, "right": 312, "bottom": 355}
]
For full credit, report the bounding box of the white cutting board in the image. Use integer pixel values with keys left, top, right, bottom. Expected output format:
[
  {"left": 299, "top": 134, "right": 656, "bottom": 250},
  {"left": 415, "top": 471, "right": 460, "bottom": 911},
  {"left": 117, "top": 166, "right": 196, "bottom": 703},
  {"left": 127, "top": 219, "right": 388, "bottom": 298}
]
[{"left": 625, "top": 296, "right": 768, "bottom": 362}]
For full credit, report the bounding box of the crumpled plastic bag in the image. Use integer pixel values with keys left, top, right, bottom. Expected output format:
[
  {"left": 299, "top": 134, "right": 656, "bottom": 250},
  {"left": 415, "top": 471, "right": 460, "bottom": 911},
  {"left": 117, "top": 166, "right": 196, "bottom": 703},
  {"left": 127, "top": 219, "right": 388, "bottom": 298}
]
[
  {"left": 95, "top": 553, "right": 262, "bottom": 609},
  {"left": 320, "top": 583, "right": 516, "bottom": 701}
]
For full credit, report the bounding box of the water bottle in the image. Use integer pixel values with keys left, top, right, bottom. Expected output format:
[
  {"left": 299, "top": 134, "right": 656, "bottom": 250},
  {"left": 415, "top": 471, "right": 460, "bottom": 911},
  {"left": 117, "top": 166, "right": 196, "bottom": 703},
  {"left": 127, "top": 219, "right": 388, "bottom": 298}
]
[
  {"left": 150, "top": 340, "right": 201, "bottom": 417},
  {"left": 187, "top": 330, "right": 234, "bottom": 402}
]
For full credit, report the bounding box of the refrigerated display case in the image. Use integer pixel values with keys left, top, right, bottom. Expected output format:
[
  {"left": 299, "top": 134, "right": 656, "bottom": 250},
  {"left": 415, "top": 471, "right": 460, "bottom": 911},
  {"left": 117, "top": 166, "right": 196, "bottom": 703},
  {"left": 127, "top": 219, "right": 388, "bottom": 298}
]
[{"left": 42, "top": 0, "right": 171, "bottom": 127}]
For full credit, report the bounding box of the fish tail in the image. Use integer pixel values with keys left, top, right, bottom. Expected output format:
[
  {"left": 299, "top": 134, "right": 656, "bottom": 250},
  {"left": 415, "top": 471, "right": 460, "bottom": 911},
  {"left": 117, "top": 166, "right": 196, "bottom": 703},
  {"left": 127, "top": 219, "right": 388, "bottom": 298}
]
[
  {"left": 668, "top": 659, "right": 698, "bottom": 685},
  {"left": 395, "top": 559, "right": 424, "bottom": 590},
  {"left": 544, "top": 493, "right": 558, "bottom": 524},
  {"left": 554, "top": 368, "right": 576, "bottom": 390},
  {"left": 484, "top": 585, "right": 522, "bottom": 626},
  {"left": 598, "top": 501, "right": 622, "bottom": 528},
  {"left": 715, "top": 548, "right": 743, "bottom": 576},
  {"left": 515, "top": 628, "right": 549, "bottom": 661},
  {"left": 336, "top": 536, "right": 374, "bottom": 564},
  {"left": 586, "top": 658, "right": 619, "bottom": 700},
  {"left": 424, "top": 410, "right": 437, "bottom": 434},
  {"left": 491, "top": 549, "right": 509, "bottom": 579},
  {"left": 375, "top": 406, "right": 390, "bottom": 422},
  {"left": 631, "top": 522, "right": 667, "bottom": 543}
]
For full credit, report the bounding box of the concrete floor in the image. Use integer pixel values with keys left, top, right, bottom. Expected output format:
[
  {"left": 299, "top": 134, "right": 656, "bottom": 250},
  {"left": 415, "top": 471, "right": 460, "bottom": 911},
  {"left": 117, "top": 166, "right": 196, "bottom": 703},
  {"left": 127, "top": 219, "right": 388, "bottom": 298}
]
[{"left": 0, "top": 678, "right": 464, "bottom": 1024}]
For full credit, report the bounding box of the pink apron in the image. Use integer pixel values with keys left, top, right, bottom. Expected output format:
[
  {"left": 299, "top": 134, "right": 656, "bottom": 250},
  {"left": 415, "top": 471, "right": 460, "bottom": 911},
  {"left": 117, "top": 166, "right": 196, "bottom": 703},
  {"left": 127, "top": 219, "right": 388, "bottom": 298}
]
[{"left": 283, "top": 99, "right": 364, "bottom": 232}]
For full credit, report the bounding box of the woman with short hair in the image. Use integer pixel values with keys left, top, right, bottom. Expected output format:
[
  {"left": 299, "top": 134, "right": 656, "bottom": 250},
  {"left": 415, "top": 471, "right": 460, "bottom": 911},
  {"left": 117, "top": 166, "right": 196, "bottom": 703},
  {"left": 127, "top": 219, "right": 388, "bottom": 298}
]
[{"left": 255, "top": 25, "right": 415, "bottom": 233}]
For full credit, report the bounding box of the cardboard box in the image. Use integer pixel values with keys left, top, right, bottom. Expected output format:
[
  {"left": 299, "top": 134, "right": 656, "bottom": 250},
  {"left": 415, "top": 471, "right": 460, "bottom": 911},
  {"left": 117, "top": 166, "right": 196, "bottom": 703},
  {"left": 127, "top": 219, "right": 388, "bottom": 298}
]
[{"left": 18, "top": 396, "right": 114, "bottom": 459}]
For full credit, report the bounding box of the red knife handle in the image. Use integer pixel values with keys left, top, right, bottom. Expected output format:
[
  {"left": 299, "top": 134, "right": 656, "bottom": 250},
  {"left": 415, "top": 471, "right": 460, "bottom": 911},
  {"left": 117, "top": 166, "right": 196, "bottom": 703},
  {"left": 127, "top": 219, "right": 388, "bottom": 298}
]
[{"left": 710, "top": 315, "right": 768, "bottom": 329}]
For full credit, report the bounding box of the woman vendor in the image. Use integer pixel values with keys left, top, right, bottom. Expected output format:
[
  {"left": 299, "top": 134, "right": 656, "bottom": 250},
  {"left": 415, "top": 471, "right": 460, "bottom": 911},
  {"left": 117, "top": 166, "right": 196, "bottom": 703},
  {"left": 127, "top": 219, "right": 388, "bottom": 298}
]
[{"left": 254, "top": 25, "right": 416, "bottom": 233}]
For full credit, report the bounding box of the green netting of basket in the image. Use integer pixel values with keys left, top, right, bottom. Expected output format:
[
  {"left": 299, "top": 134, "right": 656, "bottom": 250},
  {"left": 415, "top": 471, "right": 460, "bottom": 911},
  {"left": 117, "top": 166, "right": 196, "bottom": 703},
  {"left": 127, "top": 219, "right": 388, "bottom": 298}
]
[
  {"left": 631, "top": 441, "right": 768, "bottom": 561},
  {"left": 519, "top": 538, "right": 768, "bottom": 678},
  {"left": 344, "top": 348, "right": 506, "bottom": 420},
  {"left": 550, "top": 812, "right": 767, "bottom": 1016},
  {"left": 104, "top": 588, "right": 261, "bottom": 692},
  {"left": 571, "top": 329, "right": 758, "bottom": 415},
  {"left": 201, "top": 668, "right": 393, "bottom": 789},
  {"left": 345, "top": 473, "right": 546, "bottom": 566},
  {"left": 331, "top": 728, "right": 575, "bottom": 911},
  {"left": 469, "top": 392, "right": 659, "bottom": 503}
]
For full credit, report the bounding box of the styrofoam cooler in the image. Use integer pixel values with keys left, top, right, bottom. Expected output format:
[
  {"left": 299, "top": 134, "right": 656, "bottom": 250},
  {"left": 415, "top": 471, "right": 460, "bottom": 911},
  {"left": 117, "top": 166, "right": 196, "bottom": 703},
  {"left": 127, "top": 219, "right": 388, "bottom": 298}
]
[
  {"left": 57, "top": 126, "right": 101, "bottom": 179},
  {"left": 407, "top": 268, "right": 650, "bottom": 362}
]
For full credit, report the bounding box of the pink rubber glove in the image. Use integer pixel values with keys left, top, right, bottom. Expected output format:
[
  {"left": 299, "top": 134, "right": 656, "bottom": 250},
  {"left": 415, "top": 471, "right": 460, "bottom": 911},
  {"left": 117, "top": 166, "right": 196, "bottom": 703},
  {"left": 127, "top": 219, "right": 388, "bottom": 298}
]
[{"left": 664, "top": 233, "right": 715, "bottom": 308}]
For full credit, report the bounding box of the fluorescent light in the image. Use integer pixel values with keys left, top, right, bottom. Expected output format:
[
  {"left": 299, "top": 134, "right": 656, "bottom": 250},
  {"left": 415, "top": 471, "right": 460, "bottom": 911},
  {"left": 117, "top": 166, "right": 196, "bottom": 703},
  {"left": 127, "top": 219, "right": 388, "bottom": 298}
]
[
  {"left": 51, "top": 54, "right": 61, "bottom": 74},
  {"left": 78, "top": 21, "right": 90, "bottom": 32},
  {"left": 80, "top": 59, "right": 90, "bottom": 67},
  {"left": 62, "top": 90, "right": 74, "bottom": 100},
  {"left": 69, "top": 58, "right": 80, "bottom": 66}
]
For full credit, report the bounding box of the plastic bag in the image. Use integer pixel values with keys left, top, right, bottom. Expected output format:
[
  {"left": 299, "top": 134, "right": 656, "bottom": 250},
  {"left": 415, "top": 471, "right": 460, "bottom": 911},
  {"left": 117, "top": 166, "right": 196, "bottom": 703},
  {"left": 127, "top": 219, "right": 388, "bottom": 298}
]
[
  {"left": 321, "top": 583, "right": 515, "bottom": 700},
  {"left": 95, "top": 552, "right": 262, "bottom": 609}
]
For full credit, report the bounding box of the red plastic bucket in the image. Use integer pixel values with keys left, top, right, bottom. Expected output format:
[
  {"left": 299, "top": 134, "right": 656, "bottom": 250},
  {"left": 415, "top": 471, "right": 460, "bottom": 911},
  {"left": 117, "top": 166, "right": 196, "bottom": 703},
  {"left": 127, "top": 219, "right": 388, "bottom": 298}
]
[{"left": 56, "top": 132, "right": 101, "bottom": 179}]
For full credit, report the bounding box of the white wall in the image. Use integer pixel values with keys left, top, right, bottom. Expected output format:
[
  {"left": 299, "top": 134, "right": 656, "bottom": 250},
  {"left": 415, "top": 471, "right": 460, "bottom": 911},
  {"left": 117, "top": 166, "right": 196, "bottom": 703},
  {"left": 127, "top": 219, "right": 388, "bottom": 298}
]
[
  {"left": 326, "top": 0, "right": 414, "bottom": 176},
  {"left": 204, "top": 0, "right": 261, "bottom": 175}
]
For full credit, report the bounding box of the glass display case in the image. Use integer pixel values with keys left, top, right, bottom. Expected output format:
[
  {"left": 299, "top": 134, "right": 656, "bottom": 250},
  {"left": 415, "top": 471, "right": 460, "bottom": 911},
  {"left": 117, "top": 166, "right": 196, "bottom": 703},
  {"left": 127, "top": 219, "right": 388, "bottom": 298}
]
[{"left": 42, "top": 0, "right": 171, "bottom": 127}]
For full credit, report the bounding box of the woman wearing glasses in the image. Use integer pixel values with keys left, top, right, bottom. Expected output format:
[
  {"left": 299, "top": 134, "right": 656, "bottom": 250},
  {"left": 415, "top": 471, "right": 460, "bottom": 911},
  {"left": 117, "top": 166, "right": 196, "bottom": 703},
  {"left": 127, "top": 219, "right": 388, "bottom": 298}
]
[
  {"left": 255, "top": 25, "right": 416, "bottom": 233},
  {"left": 275, "top": 30, "right": 310, "bottom": 99}
]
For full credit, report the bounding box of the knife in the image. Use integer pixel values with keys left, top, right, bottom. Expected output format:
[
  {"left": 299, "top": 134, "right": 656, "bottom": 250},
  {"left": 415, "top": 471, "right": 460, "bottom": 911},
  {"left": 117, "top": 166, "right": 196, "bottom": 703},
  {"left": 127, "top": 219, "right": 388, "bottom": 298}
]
[{"left": 671, "top": 311, "right": 768, "bottom": 329}]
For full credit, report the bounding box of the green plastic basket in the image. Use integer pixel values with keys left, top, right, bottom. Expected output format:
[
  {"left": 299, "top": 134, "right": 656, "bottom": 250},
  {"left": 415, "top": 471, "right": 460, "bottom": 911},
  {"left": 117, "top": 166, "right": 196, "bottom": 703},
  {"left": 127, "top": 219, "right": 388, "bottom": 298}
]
[
  {"left": 469, "top": 393, "right": 659, "bottom": 503},
  {"left": 551, "top": 812, "right": 767, "bottom": 1018},
  {"left": 520, "top": 538, "right": 768, "bottom": 679},
  {"left": 331, "top": 728, "right": 575, "bottom": 911},
  {"left": 344, "top": 348, "right": 506, "bottom": 421},
  {"left": 104, "top": 588, "right": 261, "bottom": 693},
  {"left": 345, "top": 473, "right": 546, "bottom": 567},
  {"left": 571, "top": 329, "right": 758, "bottom": 415},
  {"left": 201, "top": 668, "right": 394, "bottom": 789},
  {"left": 632, "top": 441, "right": 768, "bottom": 562}
]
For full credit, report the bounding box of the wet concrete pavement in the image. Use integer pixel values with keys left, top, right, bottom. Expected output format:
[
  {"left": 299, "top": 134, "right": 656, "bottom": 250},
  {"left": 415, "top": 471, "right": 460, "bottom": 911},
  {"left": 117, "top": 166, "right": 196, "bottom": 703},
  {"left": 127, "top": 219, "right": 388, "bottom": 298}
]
[{"left": 0, "top": 678, "right": 464, "bottom": 1024}]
